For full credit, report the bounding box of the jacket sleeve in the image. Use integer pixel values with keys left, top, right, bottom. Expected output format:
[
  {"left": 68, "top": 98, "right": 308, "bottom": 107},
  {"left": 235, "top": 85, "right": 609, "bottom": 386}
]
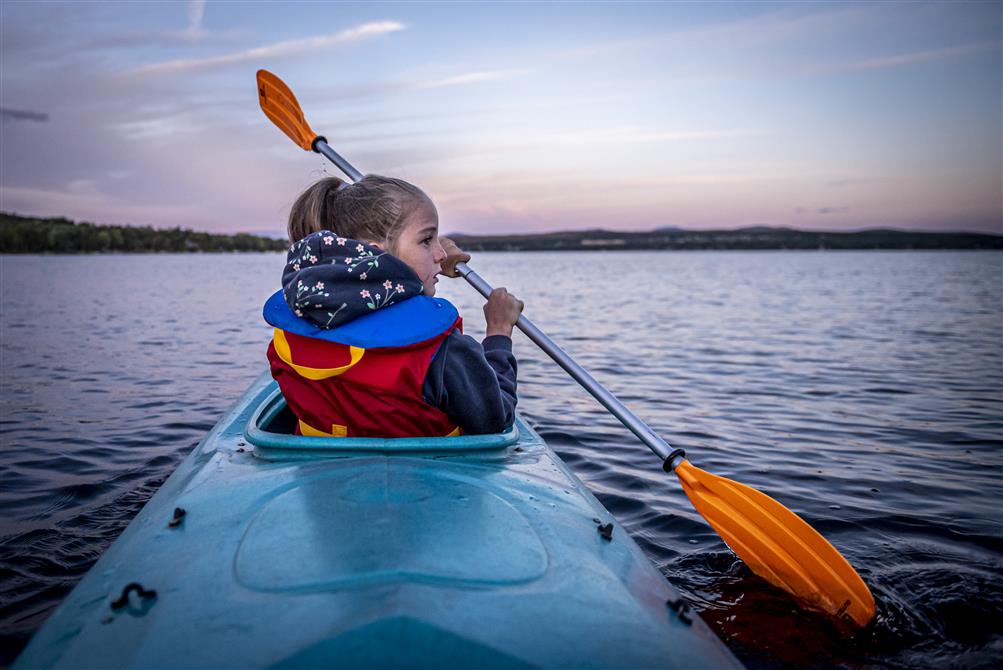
[{"left": 422, "top": 331, "right": 518, "bottom": 434}]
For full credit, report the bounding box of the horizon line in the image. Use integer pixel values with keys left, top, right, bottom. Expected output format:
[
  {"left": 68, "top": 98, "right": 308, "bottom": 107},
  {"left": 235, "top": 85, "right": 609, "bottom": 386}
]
[{"left": 3, "top": 211, "right": 1001, "bottom": 239}]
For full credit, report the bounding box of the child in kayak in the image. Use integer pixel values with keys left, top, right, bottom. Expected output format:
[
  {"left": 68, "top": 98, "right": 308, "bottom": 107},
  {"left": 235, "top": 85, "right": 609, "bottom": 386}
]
[{"left": 263, "top": 175, "right": 523, "bottom": 438}]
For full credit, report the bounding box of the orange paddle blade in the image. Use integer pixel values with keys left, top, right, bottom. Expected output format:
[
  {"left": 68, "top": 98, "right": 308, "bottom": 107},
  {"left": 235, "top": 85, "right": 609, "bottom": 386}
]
[
  {"left": 674, "top": 459, "right": 875, "bottom": 627},
  {"left": 257, "top": 69, "right": 317, "bottom": 151}
]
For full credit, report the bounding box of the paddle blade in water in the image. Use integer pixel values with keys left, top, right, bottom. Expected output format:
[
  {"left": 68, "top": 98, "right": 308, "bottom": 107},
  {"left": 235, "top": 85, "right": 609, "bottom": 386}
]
[
  {"left": 673, "top": 459, "right": 875, "bottom": 627},
  {"left": 257, "top": 69, "right": 317, "bottom": 151}
]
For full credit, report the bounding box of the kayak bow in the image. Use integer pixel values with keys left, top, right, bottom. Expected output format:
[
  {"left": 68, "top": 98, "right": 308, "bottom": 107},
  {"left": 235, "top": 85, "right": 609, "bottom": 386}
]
[{"left": 13, "top": 373, "right": 742, "bottom": 669}]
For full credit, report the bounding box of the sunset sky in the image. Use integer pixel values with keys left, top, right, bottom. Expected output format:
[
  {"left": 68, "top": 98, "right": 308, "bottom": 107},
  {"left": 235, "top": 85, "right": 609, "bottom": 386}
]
[{"left": 1, "top": 1, "right": 1000, "bottom": 236}]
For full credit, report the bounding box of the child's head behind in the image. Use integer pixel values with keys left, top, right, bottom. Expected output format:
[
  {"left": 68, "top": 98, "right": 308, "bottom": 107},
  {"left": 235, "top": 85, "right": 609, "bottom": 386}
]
[
  {"left": 288, "top": 175, "right": 446, "bottom": 296},
  {"left": 288, "top": 175, "right": 429, "bottom": 248}
]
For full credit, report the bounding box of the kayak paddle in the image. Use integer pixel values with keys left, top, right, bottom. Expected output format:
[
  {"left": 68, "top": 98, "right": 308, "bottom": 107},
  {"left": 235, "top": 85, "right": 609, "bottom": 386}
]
[{"left": 255, "top": 69, "right": 876, "bottom": 628}]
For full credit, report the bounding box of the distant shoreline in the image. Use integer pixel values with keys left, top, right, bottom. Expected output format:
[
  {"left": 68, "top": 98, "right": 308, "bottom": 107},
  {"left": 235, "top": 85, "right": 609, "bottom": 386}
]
[
  {"left": 0, "top": 212, "right": 287, "bottom": 254},
  {"left": 2, "top": 212, "right": 1000, "bottom": 253},
  {"left": 450, "top": 227, "right": 1002, "bottom": 252}
]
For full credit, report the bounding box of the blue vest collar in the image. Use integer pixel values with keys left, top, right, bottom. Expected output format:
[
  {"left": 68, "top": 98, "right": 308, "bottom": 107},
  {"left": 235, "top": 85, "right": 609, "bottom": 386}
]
[{"left": 263, "top": 290, "right": 458, "bottom": 348}]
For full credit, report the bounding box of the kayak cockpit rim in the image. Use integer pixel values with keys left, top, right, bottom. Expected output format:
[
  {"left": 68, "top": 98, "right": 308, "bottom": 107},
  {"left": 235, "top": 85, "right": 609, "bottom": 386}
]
[{"left": 244, "top": 386, "right": 519, "bottom": 459}]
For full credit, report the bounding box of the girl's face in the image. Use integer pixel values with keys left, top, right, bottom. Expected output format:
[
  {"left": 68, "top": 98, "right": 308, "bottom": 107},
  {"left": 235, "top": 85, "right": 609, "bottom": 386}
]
[{"left": 389, "top": 198, "right": 447, "bottom": 296}]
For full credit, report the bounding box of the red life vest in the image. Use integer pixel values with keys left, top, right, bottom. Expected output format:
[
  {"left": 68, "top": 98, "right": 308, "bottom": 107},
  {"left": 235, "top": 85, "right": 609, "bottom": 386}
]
[{"left": 266, "top": 319, "right": 462, "bottom": 438}]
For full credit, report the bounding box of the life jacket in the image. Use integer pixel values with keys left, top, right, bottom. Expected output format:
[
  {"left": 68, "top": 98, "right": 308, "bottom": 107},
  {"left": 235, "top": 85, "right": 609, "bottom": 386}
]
[{"left": 263, "top": 290, "right": 462, "bottom": 438}]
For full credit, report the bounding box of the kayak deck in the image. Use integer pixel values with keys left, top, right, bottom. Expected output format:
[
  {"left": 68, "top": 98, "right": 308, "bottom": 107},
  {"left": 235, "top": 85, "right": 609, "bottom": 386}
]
[{"left": 14, "top": 371, "right": 741, "bottom": 669}]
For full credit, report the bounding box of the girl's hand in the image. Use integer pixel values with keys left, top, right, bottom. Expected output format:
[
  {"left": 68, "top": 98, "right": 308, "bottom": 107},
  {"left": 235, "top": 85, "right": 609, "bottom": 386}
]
[
  {"left": 484, "top": 288, "right": 524, "bottom": 338},
  {"left": 438, "top": 237, "right": 471, "bottom": 278}
]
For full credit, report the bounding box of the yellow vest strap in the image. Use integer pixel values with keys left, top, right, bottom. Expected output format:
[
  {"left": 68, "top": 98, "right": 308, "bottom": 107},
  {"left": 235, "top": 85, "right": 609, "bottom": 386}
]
[
  {"left": 299, "top": 420, "right": 348, "bottom": 438},
  {"left": 298, "top": 419, "right": 462, "bottom": 439},
  {"left": 273, "top": 329, "right": 365, "bottom": 380}
]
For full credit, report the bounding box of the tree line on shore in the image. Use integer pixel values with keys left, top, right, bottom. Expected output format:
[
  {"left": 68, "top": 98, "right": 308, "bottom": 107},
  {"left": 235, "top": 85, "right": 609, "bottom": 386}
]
[
  {"left": 0, "top": 213, "right": 287, "bottom": 253},
  {"left": 450, "top": 226, "right": 1002, "bottom": 251},
  {"left": 2, "top": 211, "right": 999, "bottom": 254}
]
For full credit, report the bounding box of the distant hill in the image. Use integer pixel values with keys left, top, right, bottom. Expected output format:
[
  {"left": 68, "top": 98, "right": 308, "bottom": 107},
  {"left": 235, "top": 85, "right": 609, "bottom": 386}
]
[
  {"left": 450, "top": 227, "right": 1003, "bottom": 251},
  {"left": 0, "top": 212, "right": 287, "bottom": 254}
]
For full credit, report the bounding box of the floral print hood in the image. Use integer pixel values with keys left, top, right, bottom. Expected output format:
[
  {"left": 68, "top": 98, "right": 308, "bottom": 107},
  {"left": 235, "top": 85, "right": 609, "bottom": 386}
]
[{"left": 282, "top": 230, "right": 424, "bottom": 329}]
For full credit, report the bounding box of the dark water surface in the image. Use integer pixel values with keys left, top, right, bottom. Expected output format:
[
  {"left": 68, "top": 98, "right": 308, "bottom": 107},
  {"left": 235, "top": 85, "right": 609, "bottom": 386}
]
[{"left": 2, "top": 251, "right": 1001, "bottom": 668}]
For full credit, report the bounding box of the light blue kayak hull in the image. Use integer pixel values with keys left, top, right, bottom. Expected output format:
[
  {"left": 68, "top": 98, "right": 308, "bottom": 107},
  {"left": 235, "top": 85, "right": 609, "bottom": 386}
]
[{"left": 14, "top": 371, "right": 742, "bottom": 669}]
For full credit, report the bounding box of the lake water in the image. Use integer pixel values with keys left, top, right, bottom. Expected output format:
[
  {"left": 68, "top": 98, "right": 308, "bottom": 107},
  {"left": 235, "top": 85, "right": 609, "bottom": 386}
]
[{"left": 1, "top": 251, "right": 1001, "bottom": 668}]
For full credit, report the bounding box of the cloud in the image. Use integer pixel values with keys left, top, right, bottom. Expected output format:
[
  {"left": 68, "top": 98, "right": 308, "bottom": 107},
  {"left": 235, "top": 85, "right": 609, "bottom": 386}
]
[
  {"left": 805, "top": 41, "right": 1000, "bottom": 75},
  {"left": 306, "top": 69, "right": 525, "bottom": 107},
  {"left": 113, "top": 116, "right": 202, "bottom": 142},
  {"left": 551, "top": 4, "right": 879, "bottom": 65},
  {"left": 548, "top": 5, "right": 1000, "bottom": 85},
  {"left": 411, "top": 70, "right": 523, "bottom": 90},
  {"left": 187, "top": 0, "right": 206, "bottom": 37},
  {"left": 126, "top": 21, "right": 405, "bottom": 76},
  {"left": 547, "top": 126, "right": 767, "bottom": 146},
  {"left": 0, "top": 108, "right": 49, "bottom": 122},
  {"left": 0, "top": 2, "right": 226, "bottom": 65}
]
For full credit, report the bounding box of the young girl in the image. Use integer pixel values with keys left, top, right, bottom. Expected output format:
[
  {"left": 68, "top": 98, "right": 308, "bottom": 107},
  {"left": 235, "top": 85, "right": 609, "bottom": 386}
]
[{"left": 263, "top": 175, "right": 523, "bottom": 438}]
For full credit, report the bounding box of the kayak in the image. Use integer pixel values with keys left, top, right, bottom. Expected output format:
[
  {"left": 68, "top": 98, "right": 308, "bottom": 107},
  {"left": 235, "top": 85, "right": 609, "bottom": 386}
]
[{"left": 14, "top": 371, "right": 743, "bottom": 669}]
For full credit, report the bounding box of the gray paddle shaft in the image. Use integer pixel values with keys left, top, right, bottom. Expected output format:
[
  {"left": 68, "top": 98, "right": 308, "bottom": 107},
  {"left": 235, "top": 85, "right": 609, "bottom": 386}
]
[
  {"left": 315, "top": 141, "right": 364, "bottom": 182},
  {"left": 455, "top": 263, "right": 682, "bottom": 469},
  {"left": 313, "top": 137, "right": 684, "bottom": 471}
]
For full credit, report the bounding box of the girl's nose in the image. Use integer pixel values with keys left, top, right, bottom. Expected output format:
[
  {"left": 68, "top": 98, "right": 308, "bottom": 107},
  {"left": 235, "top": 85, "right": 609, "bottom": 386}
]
[{"left": 433, "top": 241, "right": 446, "bottom": 263}]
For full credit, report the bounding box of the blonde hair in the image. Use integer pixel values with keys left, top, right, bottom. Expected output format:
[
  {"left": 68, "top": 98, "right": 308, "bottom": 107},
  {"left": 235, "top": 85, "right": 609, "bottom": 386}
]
[{"left": 287, "top": 175, "right": 430, "bottom": 249}]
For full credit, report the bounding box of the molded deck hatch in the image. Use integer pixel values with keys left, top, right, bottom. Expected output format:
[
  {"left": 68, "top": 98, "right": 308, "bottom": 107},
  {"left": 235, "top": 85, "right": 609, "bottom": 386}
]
[
  {"left": 234, "top": 467, "right": 548, "bottom": 591},
  {"left": 245, "top": 387, "right": 519, "bottom": 458}
]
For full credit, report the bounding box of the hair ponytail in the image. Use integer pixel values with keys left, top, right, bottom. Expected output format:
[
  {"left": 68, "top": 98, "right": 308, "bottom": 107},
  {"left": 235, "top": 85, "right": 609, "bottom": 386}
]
[
  {"left": 286, "top": 176, "right": 346, "bottom": 244},
  {"left": 286, "top": 175, "right": 430, "bottom": 246}
]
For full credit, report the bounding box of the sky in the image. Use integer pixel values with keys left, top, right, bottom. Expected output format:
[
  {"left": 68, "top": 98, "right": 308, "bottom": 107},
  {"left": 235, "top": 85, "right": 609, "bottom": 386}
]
[{"left": 0, "top": 1, "right": 1000, "bottom": 236}]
